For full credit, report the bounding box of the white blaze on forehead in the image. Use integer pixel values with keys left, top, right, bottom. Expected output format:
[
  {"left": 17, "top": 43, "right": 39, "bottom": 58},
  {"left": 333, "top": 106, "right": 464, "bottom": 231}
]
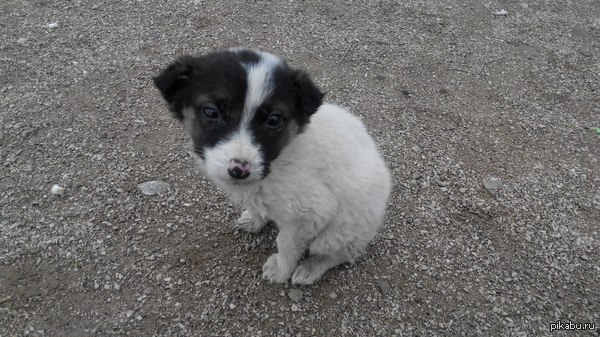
[{"left": 241, "top": 51, "right": 282, "bottom": 126}]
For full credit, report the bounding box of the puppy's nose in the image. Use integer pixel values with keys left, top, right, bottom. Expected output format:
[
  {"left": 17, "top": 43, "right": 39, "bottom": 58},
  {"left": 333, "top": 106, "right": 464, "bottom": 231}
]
[{"left": 228, "top": 158, "right": 252, "bottom": 179}]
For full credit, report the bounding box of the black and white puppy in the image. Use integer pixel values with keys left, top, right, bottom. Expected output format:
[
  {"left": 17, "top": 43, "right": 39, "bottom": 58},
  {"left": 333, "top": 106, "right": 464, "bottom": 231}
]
[{"left": 154, "top": 48, "right": 391, "bottom": 285}]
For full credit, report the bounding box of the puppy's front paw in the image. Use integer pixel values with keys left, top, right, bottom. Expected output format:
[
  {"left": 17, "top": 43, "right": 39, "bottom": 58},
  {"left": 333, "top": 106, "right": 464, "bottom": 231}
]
[
  {"left": 234, "top": 210, "right": 266, "bottom": 234},
  {"left": 262, "top": 254, "right": 294, "bottom": 283},
  {"left": 291, "top": 256, "right": 331, "bottom": 285},
  {"left": 291, "top": 264, "right": 318, "bottom": 285}
]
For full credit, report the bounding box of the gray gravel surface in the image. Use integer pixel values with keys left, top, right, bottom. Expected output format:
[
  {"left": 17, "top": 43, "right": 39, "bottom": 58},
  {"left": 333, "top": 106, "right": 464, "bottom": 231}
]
[{"left": 1, "top": 1, "right": 599, "bottom": 336}]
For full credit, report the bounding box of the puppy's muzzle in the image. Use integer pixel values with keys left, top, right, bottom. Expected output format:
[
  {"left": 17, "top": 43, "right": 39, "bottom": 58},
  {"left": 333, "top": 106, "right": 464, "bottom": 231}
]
[{"left": 228, "top": 158, "right": 252, "bottom": 179}]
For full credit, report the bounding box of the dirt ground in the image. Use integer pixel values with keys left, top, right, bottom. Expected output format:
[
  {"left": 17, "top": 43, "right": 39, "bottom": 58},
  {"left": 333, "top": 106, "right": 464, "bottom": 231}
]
[{"left": 1, "top": 0, "right": 599, "bottom": 336}]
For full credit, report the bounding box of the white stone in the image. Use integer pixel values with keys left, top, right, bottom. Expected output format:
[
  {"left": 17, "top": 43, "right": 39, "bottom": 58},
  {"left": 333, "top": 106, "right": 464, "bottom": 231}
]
[{"left": 51, "top": 184, "right": 65, "bottom": 195}]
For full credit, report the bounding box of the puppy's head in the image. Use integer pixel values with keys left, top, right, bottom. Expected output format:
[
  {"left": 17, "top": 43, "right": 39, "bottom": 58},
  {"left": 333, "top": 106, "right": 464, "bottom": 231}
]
[{"left": 154, "top": 49, "right": 324, "bottom": 186}]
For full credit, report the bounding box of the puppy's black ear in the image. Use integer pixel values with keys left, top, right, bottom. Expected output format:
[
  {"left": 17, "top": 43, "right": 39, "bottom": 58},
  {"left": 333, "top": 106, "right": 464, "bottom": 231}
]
[
  {"left": 153, "top": 55, "right": 196, "bottom": 119},
  {"left": 294, "top": 70, "right": 325, "bottom": 118}
]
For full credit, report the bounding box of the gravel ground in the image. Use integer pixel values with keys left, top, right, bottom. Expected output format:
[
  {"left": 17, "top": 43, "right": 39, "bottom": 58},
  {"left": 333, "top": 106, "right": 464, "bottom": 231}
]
[{"left": 1, "top": 1, "right": 599, "bottom": 336}]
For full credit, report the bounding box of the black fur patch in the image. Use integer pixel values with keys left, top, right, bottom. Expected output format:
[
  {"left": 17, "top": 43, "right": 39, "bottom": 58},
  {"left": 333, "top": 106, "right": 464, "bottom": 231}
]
[
  {"left": 154, "top": 49, "right": 324, "bottom": 178},
  {"left": 248, "top": 66, "right": 324, "bottom": 171}
]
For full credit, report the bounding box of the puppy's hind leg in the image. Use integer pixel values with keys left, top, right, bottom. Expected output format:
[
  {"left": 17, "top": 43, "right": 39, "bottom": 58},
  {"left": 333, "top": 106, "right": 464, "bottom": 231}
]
[
  {"left": 263, "top": 225, "right": 312, "bottom": 283},
  {"left": 291, "top": 253, "right": 349, "bottom": 285},
  {"left": 234, "top": 209, "right": 267, "bottom": 234}
]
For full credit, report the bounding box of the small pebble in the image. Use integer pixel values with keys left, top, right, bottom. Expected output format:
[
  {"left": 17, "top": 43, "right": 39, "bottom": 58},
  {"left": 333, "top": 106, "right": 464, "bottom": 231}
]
[
  {"left": 483, "top": 176, "right": 502, "bottom": 190},
  {"left": 47, "top": 22, "right": 59, "bottom": 29},
  {"left": 288, "top": 289, "right": 304, "bottom": 303},
  {"left": 401, "top": 87, "right": 415, "bottom": 96},
  {"left": 137, "top": 180, "right": 170, "bottom": 195},
  {"left": 435, "top": 179, "right": 449, "bottom": 187},
  {"left": 377, "top": 281, "right": 391, "bottom": 295},
  {"left": 50, "top": 184, "right": 65, "bottom": 196}
]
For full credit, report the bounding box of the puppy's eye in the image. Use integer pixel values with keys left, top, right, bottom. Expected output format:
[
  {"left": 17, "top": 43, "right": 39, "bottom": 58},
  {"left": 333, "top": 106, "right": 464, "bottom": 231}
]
[
  {"left": 199, "top": 104, "right": 220, "bottom": 121},
  {"left": 265, "top": 113, "right": 283, "bottom": 129}
]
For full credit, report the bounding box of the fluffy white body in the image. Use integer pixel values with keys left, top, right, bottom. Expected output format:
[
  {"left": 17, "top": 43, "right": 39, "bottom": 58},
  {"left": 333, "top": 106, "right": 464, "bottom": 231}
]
[
  {"left": 196, "top": 103, "right": 391, "bottom": 285},
  {"left": 155, "top": 49, "right": 391, "bottom": 285}
]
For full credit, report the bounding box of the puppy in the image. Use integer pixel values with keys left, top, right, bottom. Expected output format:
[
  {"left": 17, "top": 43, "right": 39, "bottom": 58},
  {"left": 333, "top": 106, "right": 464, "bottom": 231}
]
[{"left": 154, "top": 48, "right": 391, "bottom": 285}]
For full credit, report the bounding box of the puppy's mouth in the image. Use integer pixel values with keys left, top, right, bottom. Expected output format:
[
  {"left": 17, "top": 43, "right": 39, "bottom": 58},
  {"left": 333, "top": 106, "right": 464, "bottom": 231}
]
[
  {"left": 230, "top": 180, "right": 255, "bottom": 186},
  {"left": 222, "top": 170, "right": 269, "bottom": 186},
  {"left": 228, "top": 171, "right": 268, "bottom": 185}
]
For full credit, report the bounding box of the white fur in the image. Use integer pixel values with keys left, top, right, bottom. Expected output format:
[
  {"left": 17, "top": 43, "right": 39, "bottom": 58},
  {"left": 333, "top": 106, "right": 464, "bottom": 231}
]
[
  {"left": 241, "top": 51, "right": 281, "bottom": 126},
  {"left": 193, "top": 103, "right": 391, "bottom": 285}
]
